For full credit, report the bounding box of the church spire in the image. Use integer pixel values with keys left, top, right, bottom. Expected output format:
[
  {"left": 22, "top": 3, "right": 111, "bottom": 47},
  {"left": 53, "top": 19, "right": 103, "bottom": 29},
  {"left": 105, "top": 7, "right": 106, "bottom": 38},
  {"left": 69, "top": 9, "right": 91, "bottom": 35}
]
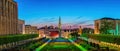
[
  {"left": 59, "top": 16, "right": 61, "bottom": 29},
  {"left": 58, "top": 16, "right": 62, "bottom": 37}
]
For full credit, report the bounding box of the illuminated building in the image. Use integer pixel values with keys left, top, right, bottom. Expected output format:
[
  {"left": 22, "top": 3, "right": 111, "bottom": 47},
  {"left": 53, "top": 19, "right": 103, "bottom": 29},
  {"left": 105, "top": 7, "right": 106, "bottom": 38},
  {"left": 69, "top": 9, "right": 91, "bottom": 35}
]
[
  {"left": 18, "top": 19, "right": 25, "bottom": 34},
  {"left": 43, "top": 25, "right": 59, "bottom": 38},
  {"left": 62, "top": 28, "right": 78, "bottom": 38},
  {"left": 25, "top": 25, "right": 38, "bottom": 34},
  {"left": 94, "top": 17, "right": 120, "bottom": 35},
  {"left": 0, "top": 0, "right": 18, "bottom": 35},
  {"left": 38, "top": 27, "right": 46, "bottom": 38},
  {"left": 38, "top": 17, "right": 62, "bottom": 38},
  {"left": 78, "top": 26, "right": 82, "bottom": 35},
  {"left": 38, "top": 17, "right": 82, "bottom": 38}
]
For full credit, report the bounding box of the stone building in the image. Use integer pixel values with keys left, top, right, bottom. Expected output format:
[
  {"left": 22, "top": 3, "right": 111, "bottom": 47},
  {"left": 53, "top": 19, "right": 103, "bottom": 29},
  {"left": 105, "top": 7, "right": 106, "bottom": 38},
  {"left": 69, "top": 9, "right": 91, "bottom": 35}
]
[
  {"left": 38, "top": 25, "right": 59, "bottom": 38},
  {"left": 38, "top": 25, "right": 81, "bottom": 38},
  {"left": 62, "top": 28, "right": 79, "bottom": 38},
  {"left": 38, "top": 27, "right": 45, "bottom": 38},
  {"left": 0, "top": 0, "right": 18, "bottom": 35},
  {"left": 25, "top": 25, "right": 38, "bottom": 34},
  {"left": 94, "top": 17, "right": 120, "bottom": 35},
  {"left": 78, "top": 26, "right": 82, "bottom": 35},
  {"left": 18, "top": 19, "right": 25, "bottom": 34},
  {"left": 38, "top": 17, "right": 82, "bottom": 38}
]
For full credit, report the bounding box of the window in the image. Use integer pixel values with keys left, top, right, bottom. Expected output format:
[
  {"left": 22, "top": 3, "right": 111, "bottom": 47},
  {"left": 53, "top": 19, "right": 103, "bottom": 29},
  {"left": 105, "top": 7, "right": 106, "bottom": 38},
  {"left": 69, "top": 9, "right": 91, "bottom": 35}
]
[
  {"left": 0, "top": 10, "right": 1, "bottom": 15},
  {"left": 0, "top": 0, "right": 2, "bottom": 15},
  {"left": 0, "top": 0, "right": 2, "bottom": 8}
]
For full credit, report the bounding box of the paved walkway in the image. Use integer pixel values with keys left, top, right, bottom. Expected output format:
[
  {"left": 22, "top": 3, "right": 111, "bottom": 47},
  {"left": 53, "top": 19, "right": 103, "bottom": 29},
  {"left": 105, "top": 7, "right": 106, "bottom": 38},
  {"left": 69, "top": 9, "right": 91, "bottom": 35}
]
[
  {"left": 51, "top": 37, "right": 69, "bottom": 42},
  {"left": 35, "top": 39, "right": 52, "bottom": 51},
  {"left": 35, "top": 38, "right": 87, "bottom": 51},
  {"left": 68, "top": 39, "right": 87, "bottom": 51}
]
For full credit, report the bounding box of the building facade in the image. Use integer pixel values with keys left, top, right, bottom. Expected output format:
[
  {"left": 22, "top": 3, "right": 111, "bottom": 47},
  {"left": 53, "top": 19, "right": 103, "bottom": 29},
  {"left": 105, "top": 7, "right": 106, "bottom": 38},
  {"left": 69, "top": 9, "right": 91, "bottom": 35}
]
[
  {"left": 38, "top": 26, "right": 58, "bottom": 38},
  {"left": 18, "top": 19, "right": 25, "bottom": 34},
  {"left": 38, "top": 17, "right": 82, "bottom": 38},
  {"left": 94, "top": 17, "right": 120, "bottom": 35},
  {"left": 0, "top": 0, "right": 18, "bottom": 35},
  {"left": 78, "top": 26, "right": 82, "bottom": 34},
  {"left": 38, "top": 25, "right": 81, "bottom": 38},
  {"left": 38, "top": 28, "right": 45, "bottom": 38},
  {"left": 25, "top": 25, "right": 38, "bottom": 34}
]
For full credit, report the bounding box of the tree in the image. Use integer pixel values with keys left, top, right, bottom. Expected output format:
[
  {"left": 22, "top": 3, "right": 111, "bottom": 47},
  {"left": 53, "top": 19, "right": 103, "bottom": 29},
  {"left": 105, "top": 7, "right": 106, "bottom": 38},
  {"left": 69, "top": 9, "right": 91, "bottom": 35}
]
[
  {"left": 70, "top": 32, "right": 79, "bottom": 38},
  {"left": 82, "top": 28, "right": 94, "bottom": 34}
]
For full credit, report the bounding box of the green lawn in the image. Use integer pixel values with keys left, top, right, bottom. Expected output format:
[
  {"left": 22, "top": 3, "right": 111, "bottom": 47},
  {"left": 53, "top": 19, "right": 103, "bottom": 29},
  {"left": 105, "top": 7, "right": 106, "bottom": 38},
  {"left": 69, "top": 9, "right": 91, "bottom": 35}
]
[{"left": 40, "top": 42, "right": 81, "bottom": 51}]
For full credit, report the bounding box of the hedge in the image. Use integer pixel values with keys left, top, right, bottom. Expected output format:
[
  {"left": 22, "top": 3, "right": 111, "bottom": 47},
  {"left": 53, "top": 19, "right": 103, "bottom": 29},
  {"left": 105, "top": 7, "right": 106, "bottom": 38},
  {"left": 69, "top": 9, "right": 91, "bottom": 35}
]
[
  {"left": 88, "top": 34, "right": 120, "bottom": 45},
  {"left": 0, "top": 34, "right": 39, "bottom": 45}
]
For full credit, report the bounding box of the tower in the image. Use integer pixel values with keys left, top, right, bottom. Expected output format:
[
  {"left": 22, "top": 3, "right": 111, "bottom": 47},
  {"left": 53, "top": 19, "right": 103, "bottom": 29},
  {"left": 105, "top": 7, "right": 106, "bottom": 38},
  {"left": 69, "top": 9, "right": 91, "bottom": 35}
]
[
  {"left": 58, "top": 17, "right": 62, "bottom": 37},
  {"left": 78, "top": 26, "right": 82, "bottom": 35}
]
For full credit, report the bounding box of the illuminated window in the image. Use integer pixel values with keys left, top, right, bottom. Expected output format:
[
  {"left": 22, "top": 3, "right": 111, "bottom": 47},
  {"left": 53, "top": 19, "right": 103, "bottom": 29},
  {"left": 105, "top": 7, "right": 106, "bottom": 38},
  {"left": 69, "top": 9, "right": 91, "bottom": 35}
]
[
  {"left": 0, "top": 3, "right": 1, "bottom": 7},
  {"left": 0, "top": 0, "right": 2, "bottom": 15}
]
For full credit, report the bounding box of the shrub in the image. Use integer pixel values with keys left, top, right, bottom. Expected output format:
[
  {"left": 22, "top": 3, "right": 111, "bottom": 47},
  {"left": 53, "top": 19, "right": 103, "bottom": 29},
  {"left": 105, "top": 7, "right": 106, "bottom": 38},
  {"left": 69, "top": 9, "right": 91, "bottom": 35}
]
[
  {"left": 0, "top": 34, "right": 39, "bottom": 45},
  {"left": 88, "top": 34, "right": 120, "bottom": 45}
]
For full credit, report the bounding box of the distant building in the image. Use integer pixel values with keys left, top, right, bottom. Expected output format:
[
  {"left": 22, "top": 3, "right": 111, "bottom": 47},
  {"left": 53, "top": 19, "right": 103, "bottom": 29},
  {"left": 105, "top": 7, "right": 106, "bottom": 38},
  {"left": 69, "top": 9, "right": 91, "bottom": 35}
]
[
  {"left": 25, "top": 25, "right": 38, "bottom": 34},
  {"left": 38, "top": 25, "right": 59, "bottom": 38},
  {"left": 38, "top": 17, "right": 62, "bottom": 38},
  {"left": 38, "top": 25, "right": 80, "bottom": 38},
  {"left": 18, "top": 20, "right": 25, "bottom": 34},
  {"left": 94, "top": 17, "right": 120, "bottom": 35},
  {"left": 38, "top": 17, "right": 82, "bottom": 38},
  {"left": 38, "top": 27, "right": 45, "bottom": 38},
  {"left": 0, "top": 0, "right": 18, "bottom": 35},
  {"left": 62, "top": 28, "right": 79, "bottom": 38},
  {"left": 78, "top": 26, "right": 82, "bottom": 35}
]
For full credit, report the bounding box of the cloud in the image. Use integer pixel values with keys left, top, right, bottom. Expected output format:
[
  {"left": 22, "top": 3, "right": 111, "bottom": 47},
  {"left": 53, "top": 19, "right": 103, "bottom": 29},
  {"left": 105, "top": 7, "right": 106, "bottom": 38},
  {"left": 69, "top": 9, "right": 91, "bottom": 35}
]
[
  {"left": 27, "top": 17, "right": 58, "bottom": 26},
  {"left": 85, "top": 24, "right": 94, "bottom": 26},
  {"left": 42, "top": 17, "right": 57, "bottom": 23},
  {"left": 29, "top": 16, "right": 95, "bottom": 29},
  {"left": 76, "top": 16, "right": 83, "bottom": 19},
  {"left": 74, "top": 20, "right": 92, "bottom": 25}
]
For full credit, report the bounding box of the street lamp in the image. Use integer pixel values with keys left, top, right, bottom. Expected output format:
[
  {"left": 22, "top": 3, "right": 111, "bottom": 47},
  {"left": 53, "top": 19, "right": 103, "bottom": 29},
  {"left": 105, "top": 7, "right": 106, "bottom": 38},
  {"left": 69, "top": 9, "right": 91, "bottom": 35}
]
[{"left": 116, "top": 21, "right": 119, "bottom": 35}]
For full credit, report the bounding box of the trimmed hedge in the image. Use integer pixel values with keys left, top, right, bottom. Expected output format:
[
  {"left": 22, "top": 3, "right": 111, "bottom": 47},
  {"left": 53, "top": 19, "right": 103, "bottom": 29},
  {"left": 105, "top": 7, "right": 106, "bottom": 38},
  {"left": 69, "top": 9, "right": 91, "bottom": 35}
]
[
  {"left": 0, "top": 34, "right": 39, "bottom": 45},
  {"left": 88, "top": 34, "right": 120, "bottom": 45},
  {"left": 80, "top": 34, "right": 89, "bottom": 38},
  {"left": 27, "top": 42, "right": 42, "bottom": 50}
]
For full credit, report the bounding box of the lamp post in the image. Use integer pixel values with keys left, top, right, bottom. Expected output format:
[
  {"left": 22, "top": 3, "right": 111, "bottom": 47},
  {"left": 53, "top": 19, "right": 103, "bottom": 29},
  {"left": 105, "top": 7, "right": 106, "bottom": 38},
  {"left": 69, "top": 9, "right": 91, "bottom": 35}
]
[{"left": 116, "top": 21, "right": 118, "bottom": 35}]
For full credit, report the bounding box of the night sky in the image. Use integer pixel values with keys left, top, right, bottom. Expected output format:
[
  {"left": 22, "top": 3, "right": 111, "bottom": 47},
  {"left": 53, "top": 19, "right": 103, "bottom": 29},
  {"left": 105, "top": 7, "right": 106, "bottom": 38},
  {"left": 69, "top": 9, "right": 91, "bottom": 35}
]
[{"left": 15, "top": 0, "right": 120, "bottom": 28}]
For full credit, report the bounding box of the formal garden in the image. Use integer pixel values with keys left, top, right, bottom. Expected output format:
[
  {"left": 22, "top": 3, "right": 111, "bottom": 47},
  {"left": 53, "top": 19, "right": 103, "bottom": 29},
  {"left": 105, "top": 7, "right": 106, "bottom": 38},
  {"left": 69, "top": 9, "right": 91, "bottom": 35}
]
[
  {"left": 0, "top": 33, "right": 120, "bottom": 51},
  {"left": 0, "top": 34, "right": 40, "bottom": 50}
]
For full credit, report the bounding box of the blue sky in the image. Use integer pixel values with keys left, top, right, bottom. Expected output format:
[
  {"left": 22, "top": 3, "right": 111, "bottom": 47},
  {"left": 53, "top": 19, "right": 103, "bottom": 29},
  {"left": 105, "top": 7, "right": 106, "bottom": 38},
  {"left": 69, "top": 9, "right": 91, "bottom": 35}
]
[{"left": 15, "top": 0, "right": 120, "bottom": 28}]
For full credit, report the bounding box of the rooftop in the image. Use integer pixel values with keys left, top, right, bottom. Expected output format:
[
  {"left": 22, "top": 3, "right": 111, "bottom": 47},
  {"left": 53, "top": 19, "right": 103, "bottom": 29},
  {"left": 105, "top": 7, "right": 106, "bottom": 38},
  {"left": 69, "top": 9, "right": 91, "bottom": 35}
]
[{"left": 98, "top": 17, "right": 120, "bottom": 20}]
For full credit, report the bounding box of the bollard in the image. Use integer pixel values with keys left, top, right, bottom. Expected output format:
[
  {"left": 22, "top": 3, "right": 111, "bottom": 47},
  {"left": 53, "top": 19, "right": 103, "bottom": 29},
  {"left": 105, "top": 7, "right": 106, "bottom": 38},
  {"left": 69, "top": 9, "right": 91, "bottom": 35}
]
[
  {"left": 106, "top": 47, "right": 109, "bottom": 51},
  {"left": 90, "top": 42, "right": 92, "bottom": 46},
  {"left": 86, "top": 41, "right": 88, "bottom": 44},
  {"left": 96, "top": 44, "right": 100, "bottom": 49},
  {"left": 93, "top": 43, "right": 96, "bottom": 47}
]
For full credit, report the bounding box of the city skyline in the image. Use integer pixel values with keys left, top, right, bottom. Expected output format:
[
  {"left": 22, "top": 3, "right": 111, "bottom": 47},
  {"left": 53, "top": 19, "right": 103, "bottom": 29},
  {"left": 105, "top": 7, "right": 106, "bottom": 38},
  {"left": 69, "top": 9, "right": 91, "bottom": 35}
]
[
  {"left": 15, "top": 0, "right": 120, "bottom": 28},
  {"left": 1, "top": 0, "right": 120, "bottom": 50}
]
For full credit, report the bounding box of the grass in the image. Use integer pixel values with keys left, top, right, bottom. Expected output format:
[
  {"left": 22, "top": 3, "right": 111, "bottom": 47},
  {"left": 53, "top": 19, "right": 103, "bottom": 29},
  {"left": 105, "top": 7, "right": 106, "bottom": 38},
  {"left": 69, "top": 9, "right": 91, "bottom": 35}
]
[{"left": 40, "top": 42, "right": 81, "bottom": 51}]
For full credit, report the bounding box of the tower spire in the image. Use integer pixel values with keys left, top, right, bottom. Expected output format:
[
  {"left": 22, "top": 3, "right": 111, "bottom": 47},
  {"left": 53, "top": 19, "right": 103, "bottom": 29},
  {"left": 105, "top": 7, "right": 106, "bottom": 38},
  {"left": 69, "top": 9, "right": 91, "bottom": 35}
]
[
  {"left": 58, "top": 16, "right": 62, "bottom": 37},
  {"left": 59, "top": 16, "right": 61, "bottom": 29}
]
